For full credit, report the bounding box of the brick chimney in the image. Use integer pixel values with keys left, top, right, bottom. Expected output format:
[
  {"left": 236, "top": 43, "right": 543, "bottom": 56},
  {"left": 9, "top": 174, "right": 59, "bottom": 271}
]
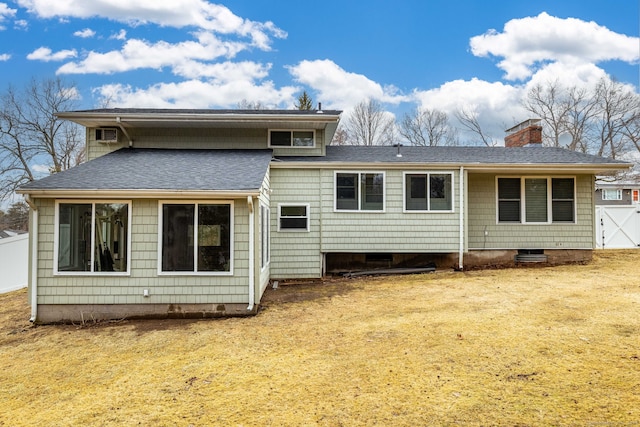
[{"left": 504, "top": 119, "right": 542, "bottom": 147}]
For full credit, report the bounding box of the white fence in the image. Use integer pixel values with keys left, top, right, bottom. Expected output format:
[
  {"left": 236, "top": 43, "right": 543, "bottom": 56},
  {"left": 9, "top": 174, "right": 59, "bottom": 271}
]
[
  {"left": 0, "top": 233, "right": 28, "bottom": 293},
  {"left": 595, "top": 206, "right": 640, "bottom": 249}
]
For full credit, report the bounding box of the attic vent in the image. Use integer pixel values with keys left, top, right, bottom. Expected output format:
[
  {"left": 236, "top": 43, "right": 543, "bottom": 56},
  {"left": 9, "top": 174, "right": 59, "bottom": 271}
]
[{"left": 96, "top": 128, "right": 118, "bottom": 142}]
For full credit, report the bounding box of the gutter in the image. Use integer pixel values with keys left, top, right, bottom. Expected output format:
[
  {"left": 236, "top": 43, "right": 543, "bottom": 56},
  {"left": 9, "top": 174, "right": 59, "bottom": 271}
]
[
  {"left": 247, "top": 196, "right": 255, "bottom": 311},
  {"left": 24, "top": 195, "right": 38, "bottom": 322},
  {"left": 15, "top": 189, "right": 261, "bottom": 199}
]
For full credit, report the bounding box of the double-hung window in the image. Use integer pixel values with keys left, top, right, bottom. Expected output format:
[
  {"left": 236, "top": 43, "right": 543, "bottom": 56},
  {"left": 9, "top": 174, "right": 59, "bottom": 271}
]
[
  {"left": 335, "top": 172, "right": 385, "bottom": 211},
  {"left": 278, "top": 204, "right": 310, "bottom": 231},
  {"left": 497, "top": 177, "right": 575, "bottom": 224},
  {"left": 601, "top": 189, "right": 622, "bottom": 201},
  {"left": 55, "top": 201, "right": 130, "bottom": 274},
  {"left": 269, "top": 130, "right": 315, "bottom": 148},
  {"left": 404, "top": 172, "right": 453, "bottom": 212},
  {"left": 159, "top": 201, "right": 233, "bottom": 274}
]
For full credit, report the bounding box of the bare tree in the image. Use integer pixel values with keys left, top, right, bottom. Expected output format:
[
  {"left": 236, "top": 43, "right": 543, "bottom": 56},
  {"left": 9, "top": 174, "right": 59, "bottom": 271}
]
[
  {"left": 522, "top": 80, "right": 570, "bottom": 147},
  {"left": 0, "top": 77, "right": 85, "bottom": 201},
  {"left": 562, "top": 85, "right": 599, "bottom": 153},
  {"left": 399, "top": 107, "right": 458, "bottom": 146},
  {"left": 342, "top": 99, "right": 395, "bottom": 146},
  {"left": 454, "top": 107, "right": 497, "bottom": 146},
  {"left": 330, "top": 127, "right": 349, "bottom": 146},
  {"left": 592, "top": 78, "right": 640, "bottom": 159},
  {"left": 294, "top": 91, "right": 314, "bottom": 110},
  {"left": 237, "top": 99, "right": 270, "bottom": 109}
]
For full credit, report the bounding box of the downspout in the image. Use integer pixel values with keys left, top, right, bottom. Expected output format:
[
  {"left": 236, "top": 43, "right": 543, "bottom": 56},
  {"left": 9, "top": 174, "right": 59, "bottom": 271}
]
[
  {"left": 458, "top": 166, "right": 464, "bottom": 270},
  {"left": 24, "top": 195, "right": 38, "bottom": 322},
  {"left": 247, "top": 196, "right": 255, "bottom": 311},
  {"left": 115, "top": 117, "right": 133, "bottom": 147}
]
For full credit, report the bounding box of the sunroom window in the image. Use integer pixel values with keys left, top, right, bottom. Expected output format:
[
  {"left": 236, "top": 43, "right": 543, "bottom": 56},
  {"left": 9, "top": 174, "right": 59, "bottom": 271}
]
[
  {"left": 269, "top": 130, "right": 315, "bottom": 147},
  {"left": 160, "top": 202, "right": 233, "bottom": 274},
  {"left": 56, "top": 202, "right": 130, "bottom": 274}
]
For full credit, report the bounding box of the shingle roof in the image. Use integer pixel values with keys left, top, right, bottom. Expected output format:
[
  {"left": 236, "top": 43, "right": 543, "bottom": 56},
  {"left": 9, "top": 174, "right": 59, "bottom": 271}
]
[
  {"left": 278, "top": 145, "right": 630, "bottom": 166},
  {"left": 20, "top": 148, "right": 273, "bottom": 192}
]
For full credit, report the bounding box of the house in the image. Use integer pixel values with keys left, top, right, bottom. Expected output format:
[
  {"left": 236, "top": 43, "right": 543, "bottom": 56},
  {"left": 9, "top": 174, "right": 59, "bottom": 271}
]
[
  {"left": 595, "top": 181, "right": 640, "bottom": 206},
  {"left": 17, "top": 110, "right": 631, "bottom": 323}
]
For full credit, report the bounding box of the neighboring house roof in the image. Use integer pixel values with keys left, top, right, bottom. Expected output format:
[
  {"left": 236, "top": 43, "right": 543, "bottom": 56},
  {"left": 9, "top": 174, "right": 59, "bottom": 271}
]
[
  {"left": 274, "top": 146, "right": 631, "bottom": 174},
  {"left": 0, "top": 230, "right": 27, "bottom": 239},
  {"left": 18, "top": 148, "right": 273, "bottom": 197}
]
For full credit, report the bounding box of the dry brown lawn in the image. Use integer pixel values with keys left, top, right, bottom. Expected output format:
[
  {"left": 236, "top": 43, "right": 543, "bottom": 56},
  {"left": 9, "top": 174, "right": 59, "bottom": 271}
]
[{"left": 1, "top": 250, "right": 639, "bottom": 426}]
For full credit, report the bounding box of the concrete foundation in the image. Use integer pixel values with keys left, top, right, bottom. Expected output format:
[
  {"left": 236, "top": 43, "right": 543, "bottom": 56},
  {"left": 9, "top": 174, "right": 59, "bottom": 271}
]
[{"left": 35, "top": 303, "right": 257, "bottom": 324}]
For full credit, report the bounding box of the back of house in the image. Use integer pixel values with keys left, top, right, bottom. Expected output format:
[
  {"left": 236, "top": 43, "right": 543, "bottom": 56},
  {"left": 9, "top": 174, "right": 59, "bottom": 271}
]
[{"left": 18, "top": 110, "right": 631, "bottom": 323}]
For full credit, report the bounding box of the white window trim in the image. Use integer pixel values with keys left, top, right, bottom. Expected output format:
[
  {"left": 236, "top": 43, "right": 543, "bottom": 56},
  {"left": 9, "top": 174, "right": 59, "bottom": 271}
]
[
  {"left": 53, "top": 199, "right": 132, "bottom": 276},
  {"left": 495, "top": 176, "right": 577, "bottom": 225},
  {"left": 601, "top": 189, "right": 622, "bottom": 201},
  {"left": 277, "top": 203, "right": 311, "bottom": 232},
  {"left": 268, "top": 129, "right": 316, "bottom": 148},
  {"left": 334, "top": 171, "right": 386, "bottom": 213},
  {"left": 157, "top": 200, "right": 234, "bottom": 276},
  {"left": 402, "top": 171, "right": 455, "bottom": 213},
  {"left": 260, "top": 203, "right": 270, "bottom": 271}
]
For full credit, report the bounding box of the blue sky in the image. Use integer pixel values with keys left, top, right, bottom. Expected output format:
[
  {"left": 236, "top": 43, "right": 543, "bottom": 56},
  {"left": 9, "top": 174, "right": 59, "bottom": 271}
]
[{"left": 0, "top": 0, "right": 638, "bottom": 141}]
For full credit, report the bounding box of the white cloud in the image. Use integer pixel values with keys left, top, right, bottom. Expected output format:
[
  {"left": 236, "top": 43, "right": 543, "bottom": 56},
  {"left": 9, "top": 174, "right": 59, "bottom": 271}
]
[
  {"left": 16, "top": 0, "right": 286, "bottom": 48},
  {"left": 27, "top": 47, "right": 78, "bottom": 61},
  {"left": 110, "top": 29, "right": 126, "bottom": 40},
  {"left": 73, "top": 28, "right": 96, "bottom": 38},
  {"left": 0, "top": 2, "right": 17, "bottom": 29},
  {"left": 14, "top": 19, "right": 28, "bottom": 29},
  {"left": 94, "top": 79, "right": 299, "bottom": 109},
  {"left": 31, "top": 163, "right": 51, "bottom": 173},
  {"left": 57, "top": 32, "right": 247, "bottom": 75},
  {"left": 0, "top": 53, "right": 10, "bottom": 61},
  {"left": 288, "top": 59, "right": 408, "bottom": 111},
  {"left": 470, "top": 12, "right": 640, "bottom": 80},
  {"left": 411, "top": 78, "right": 526, "bottom": 143}
]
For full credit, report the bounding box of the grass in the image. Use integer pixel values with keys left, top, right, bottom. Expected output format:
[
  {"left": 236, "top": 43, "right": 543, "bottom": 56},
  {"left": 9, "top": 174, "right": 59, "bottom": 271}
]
[{"left": 1, "top": 250, "right": 639, "bottom": 426}]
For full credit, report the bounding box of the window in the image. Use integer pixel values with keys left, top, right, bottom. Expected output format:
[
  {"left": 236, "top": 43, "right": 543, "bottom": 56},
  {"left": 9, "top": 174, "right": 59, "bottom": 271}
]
[
  {"left": 633, "top": 190, "right": 639, "bottom": 204},
  {"left": 56, "top": 201, "right": 130, "bottom": 274},
  {"left": 335, "top": 172, "right": 384, "bottom": 211},
  {"left": 269, "top": 130, "right": 315, "bottom": 148},
  {"left": 278, "top": 204, "right": 310, "bottom": 231},
  {"left": 160, "top": 202, "right": 233, "bottom": 274},
  {"left": 261, "top": 204, "right": 270, "bottom": 268},
  {"left": 602, "top": 189, "right": 622, "bottom": 201},
  {"left": 497, "top": 177, "right": 575, "bottom": 224},
  {"left": 404, "top": 173, "right": 453, "bottom": 211}
]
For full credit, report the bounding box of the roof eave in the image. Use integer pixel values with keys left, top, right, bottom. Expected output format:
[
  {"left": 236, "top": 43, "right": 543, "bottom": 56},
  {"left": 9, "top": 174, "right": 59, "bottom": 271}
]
[
  {"left": 56, "top": 111, "right": 342, "bottom": 128},
  {"left": 270, "top": 161, "right": 632, "bottom": 174},
  {"left": 16, "top": 189, "right": 262, "bottom": 199}
]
